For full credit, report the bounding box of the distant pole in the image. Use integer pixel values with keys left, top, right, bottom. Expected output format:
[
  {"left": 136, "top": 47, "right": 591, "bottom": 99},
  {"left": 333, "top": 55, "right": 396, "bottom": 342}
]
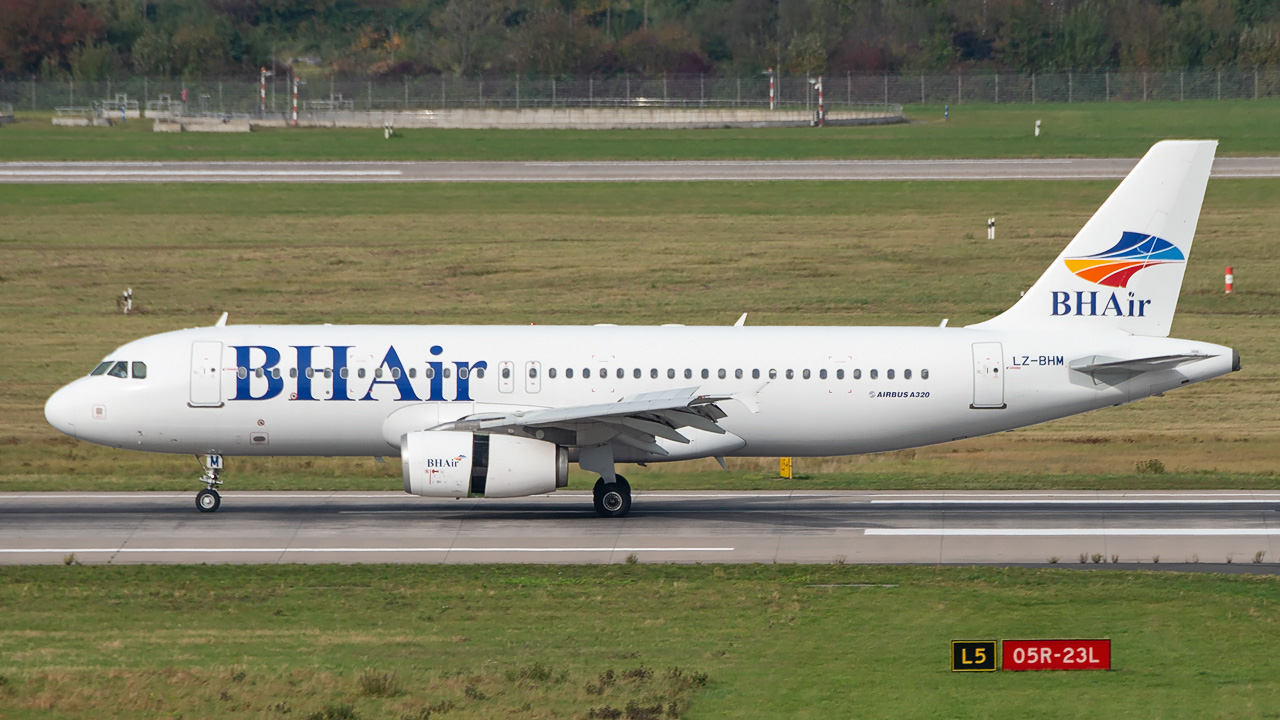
[
  {"left": 292, "top": 75, "right": 298, "bottom": 126},
  {"left": 768, "top": 68, "right": 775, "bottom": 110},
  {"left": 259, "top": 67, "right": 268, "bottom": 115},
  {"left": 1225, "top": 266, "right": 1234, "bottom": 294},
  {"left": 816, "top": 75, "right": 824, "bottom": 126}
]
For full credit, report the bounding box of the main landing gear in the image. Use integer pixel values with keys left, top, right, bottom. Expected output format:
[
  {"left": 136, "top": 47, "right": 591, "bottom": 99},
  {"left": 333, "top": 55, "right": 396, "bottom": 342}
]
[
  {"left": 593, "top": 475, "right": 631, "bottom": 518},
  {"left": 195, "top": 454, "right": 223, "bottom": 513}
]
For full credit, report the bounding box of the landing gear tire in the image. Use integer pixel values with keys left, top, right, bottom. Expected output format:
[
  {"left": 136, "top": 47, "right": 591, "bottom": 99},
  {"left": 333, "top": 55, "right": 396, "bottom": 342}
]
[
  {"left": 593, "top": 475, "right": 631, "bottom": 518},
  {"left": 196, "top": 488, "right": 221, "bottom": 513}
]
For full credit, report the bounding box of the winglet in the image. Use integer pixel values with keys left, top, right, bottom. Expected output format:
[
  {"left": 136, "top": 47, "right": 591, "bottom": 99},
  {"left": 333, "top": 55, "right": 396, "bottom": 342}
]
[
  {"left": 215, "top": 312, "right": 228, "bottom": 327},
  {"left": 734, "top": 313, "right": 747, "bottom": 327}
]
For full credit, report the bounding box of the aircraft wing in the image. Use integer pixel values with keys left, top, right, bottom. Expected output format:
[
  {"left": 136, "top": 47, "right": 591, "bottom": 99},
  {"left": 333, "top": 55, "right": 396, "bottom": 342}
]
[{"left": 441, "top": 387, "right": 730, "bottom": 456}]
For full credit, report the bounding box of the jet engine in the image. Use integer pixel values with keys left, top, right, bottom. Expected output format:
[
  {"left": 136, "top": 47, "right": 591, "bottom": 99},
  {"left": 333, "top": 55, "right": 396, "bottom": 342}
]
[{"left": 401, "top": 430, "right": 568, "bottom": 499}]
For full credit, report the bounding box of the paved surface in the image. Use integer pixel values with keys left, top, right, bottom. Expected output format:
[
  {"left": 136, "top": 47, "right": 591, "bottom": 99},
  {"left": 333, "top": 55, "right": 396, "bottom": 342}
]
[
  {"left": 2, "top": 490, "right": 1278, "bottom": 567},
  {"left": 2, "top": 157, "right": 1279, "bottom": 183}
]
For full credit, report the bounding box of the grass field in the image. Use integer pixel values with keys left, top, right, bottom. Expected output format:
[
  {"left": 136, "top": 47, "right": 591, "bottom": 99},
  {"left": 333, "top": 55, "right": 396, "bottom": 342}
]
[
  {"left": 6, "top": 100, "right": 1280, "bottom": 161},
  {"left": 0, "top": 564, "right": 1276, "bottom": 719},
  {"left": 2, "top": 179, "right": 1277, "bottom": 492}
]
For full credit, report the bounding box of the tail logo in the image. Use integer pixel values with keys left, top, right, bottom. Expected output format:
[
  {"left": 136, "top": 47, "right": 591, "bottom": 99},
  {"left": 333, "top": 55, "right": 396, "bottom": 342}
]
[{"left": 1064, "top": 232, "right": 1185, "bottom": 288}]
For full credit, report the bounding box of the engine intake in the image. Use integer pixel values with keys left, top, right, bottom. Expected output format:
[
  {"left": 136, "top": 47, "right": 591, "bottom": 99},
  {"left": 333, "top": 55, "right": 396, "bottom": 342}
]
[{"left": 401, "top": 430, "right": 568, "bottom": 499}]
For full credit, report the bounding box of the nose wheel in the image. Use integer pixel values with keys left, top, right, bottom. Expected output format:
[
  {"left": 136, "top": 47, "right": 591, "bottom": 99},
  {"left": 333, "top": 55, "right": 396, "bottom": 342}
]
[
  {"left": 195, "top": 454, "right": 224, "bottom": 513},
  {"left": 593, "top": 475, "right": 631, "bottom": 518}
]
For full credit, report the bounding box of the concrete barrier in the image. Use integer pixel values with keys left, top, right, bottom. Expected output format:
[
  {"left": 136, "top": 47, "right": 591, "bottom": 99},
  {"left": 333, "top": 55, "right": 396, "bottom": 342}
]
[
  {"left": 246, "top": 106, "right": 902, "bottom": 130},
  {"left": 152, "top": 117, "right": 252, "bottom": 133}
]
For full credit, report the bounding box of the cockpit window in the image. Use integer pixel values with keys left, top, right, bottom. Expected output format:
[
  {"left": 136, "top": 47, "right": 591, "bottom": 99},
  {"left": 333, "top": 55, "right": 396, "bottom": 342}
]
[
  {"left": 132, "top": 362, "right": 147, "bottom": 379},
  {"left": 107, "top": 361, "right": 129, "bottom": 378},
  {"left": 91, "top": 361, "right": 112, "bottom": 376}
]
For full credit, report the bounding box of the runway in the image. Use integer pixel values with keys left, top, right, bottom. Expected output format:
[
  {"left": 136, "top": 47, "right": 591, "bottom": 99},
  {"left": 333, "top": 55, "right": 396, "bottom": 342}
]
[
  {"left": 2, "top": 490, "right": 1278, "bottom": 568},
  {"left": 2, "top": 157, "right": 1279, "bottom": 183}
]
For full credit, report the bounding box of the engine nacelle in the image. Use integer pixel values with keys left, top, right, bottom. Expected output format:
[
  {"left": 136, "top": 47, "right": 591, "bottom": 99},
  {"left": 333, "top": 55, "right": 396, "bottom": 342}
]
[{"left": 401, "top": 430, "right": 568, "bottom": 499}]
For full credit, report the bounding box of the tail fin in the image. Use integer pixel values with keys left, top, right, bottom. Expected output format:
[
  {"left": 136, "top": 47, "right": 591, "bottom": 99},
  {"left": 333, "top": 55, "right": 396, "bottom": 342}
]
[{"left": 972, "top": 140, "right": 1216, "bottom": 338}]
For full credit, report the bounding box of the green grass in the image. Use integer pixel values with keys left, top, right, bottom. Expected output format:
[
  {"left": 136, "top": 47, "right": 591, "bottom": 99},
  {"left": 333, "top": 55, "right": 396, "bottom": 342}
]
[
  {"left": 2, "top": 179, "right": 1277, "bottom": 492},
  {"left": 7, "top": 99, "right": 1280, "bottom": 160},
  {"left": 0, "top": 564, "right": 1277, "bottom": 719}
]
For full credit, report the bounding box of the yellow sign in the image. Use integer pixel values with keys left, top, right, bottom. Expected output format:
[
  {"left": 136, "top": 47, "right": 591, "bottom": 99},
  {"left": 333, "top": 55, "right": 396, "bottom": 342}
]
[
  {"left": 779, "top": 457, "right": 793, "bottom": 479},
  {"left": 951, "top": 640, "right": 998, "bottom": 672}
]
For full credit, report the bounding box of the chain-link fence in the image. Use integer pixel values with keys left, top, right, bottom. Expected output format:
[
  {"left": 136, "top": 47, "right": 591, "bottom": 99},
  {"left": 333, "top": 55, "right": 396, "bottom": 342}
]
[{"left": 2, "top": 69, "right": 1278, "bottom": 115}]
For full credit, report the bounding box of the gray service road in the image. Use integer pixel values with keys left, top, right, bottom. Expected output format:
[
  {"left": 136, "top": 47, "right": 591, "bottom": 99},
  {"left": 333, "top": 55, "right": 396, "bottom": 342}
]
[
  {"left": 2, "top": 490, "right": 1278, "bottom": 567},
  {"left": 3, "top": 157, "right": 1280, "bottom": 183}
]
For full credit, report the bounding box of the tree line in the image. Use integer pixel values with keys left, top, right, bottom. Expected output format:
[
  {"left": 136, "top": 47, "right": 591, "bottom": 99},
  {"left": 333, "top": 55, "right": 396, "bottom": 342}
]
[{"left": 2, "top": 0, "right": 1279, "bottom": 80}]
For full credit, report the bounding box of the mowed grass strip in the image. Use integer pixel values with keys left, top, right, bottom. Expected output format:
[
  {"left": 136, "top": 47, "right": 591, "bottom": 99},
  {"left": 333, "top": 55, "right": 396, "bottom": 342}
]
[
  {"left": 2, "top": 180, "right": 1276, "bottom": 491},
  {"left": 0, "top": 564, "right": 1277, "bottom": 719},
  {"left": 6, "top": 99, "right": 1280, "bottom": 161}
]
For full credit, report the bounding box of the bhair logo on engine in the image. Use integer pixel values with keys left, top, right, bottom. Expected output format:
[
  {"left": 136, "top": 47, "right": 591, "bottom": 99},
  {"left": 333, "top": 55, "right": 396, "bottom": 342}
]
[
  {"left": 1051, "top": 232, "right": 1184, "bottom": 317},
  {"left": 424, "top": 454, "right": 467, "bottom": 469}
]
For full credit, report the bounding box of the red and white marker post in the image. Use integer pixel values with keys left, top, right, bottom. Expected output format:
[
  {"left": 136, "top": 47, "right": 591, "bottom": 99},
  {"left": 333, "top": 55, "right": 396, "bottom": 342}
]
[
  {"left": 1225, "top": 266, "right": 1234, "bottom": 294},
  {"left": 291, "top": 76, "right": 299, "bottom": 127},
  {"left": 768, "top": 68, "right": 775, "bottom": 111},
  {"left": 817, "top": 75, "right": 824, "bottom": 126}
]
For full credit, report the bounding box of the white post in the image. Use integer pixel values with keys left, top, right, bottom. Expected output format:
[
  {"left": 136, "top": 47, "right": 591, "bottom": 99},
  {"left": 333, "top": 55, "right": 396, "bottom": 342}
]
[{"left": 291, "top": 75, "right": 298, "bottom": 126}]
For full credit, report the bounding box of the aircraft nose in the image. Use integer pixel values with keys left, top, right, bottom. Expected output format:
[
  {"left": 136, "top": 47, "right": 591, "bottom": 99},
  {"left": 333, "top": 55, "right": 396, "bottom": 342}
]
[{"left": 45, "top": 383, "right": 80, "bottom": 439}]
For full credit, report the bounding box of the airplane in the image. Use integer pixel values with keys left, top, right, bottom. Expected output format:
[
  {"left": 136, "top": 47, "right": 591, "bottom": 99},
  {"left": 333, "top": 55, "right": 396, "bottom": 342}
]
[{"left": 44, "top": 140, "right": 1239, "bottom": 517}]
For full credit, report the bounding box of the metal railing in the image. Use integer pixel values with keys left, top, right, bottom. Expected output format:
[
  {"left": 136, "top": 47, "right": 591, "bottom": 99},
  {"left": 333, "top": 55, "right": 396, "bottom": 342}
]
[{"left": 2, "top": 69, "right": 1277, "bottom": 115}]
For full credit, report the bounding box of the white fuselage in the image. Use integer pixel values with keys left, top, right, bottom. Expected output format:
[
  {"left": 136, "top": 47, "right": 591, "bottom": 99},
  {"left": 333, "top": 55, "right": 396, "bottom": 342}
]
[{"left": 44, "top": 323, "right": 1236, "bottom": 462}]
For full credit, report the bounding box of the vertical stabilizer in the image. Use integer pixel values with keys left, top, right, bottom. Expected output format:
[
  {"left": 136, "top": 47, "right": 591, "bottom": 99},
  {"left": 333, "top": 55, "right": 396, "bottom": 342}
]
[{"left": 972, "top": 140, "right": 1216, "bottom": 337}]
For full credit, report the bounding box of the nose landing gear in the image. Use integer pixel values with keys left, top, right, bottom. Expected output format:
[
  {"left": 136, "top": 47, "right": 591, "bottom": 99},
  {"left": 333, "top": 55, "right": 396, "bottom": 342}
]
[
  {"left": 593, "top": 475, "right": 631, "bottom": 518},
  {"left": 195, "top": 454, "right": 223, "bottom": 513}
]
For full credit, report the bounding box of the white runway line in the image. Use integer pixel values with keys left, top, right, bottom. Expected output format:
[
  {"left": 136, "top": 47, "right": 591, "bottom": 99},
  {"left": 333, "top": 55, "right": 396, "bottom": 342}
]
[
  {"left": 866, "top": 528, "right": 1280, "bottom": 536},
  {"left": 0, "top": 546, "right": 735, "bottom": 554}
]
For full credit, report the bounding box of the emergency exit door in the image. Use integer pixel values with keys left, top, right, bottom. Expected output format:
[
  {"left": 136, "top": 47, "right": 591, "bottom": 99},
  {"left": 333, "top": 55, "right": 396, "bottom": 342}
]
[
  {"left": 189, "top": 341, "right": 224, "bottom": 407},
  {"left": 971, "top": 342, "right": 1006, "bottom": 409}
]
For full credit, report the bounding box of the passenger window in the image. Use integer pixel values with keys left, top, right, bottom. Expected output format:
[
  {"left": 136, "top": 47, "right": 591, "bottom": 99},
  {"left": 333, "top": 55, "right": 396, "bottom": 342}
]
[
  {"left": 529, "top": 367, "right": 538, "bottom": 378},
  {"left": 132, "top": 362, "right": 147, "bottom": 379},
  {"left": 237, "top": 367, "right": 247, "bottom": 379},
  {"left": 426, "top": 367, "right": 435, "bottom": 379},
  {"left": 651, "top": 368, "right": 658, "bottom": 379},
  {"left": 323, "top": 368, "right": 332, "bottom": 379},
  {"left": 633, "top": 368, "right": 641, "bottom": 379},
  {"left": 887, "top": 369, "right": 895, "bottom": 380},
  {"left": 599, "top": 368, "right": 607, "bottom": 379},
  {"left": 854, "top": 369, "right": 862, "bottom": 379},
  {"left": 617, "top": 368, "right": 624, "bottom": 379},
  {"left": 375, "top": 368, "right": 384, "bottom": 379},
  {"left": 837, "top": 369, "right": 844, "bottom": 380},
  {"left": 735, "top": 369, "right": 743, "bottom": 379},
  {"left": 444, "top": 367, "right": 452, "bottom": 378},
  {"left": 107, "top": 361, "right": 128, "bottom": 378},
  {"left": 870, "top": 369, "right": 879, "bottom": 379},
  {"left": 254, "top": 367, "right": 264, "bottom": 379},
  {"left": 583, "top": 368, "right": 590, "bottom": 379},
  {"left": 803, "top": 369, "right": 811, "bottom": 380},
  {"left": 391, "top": 368, "right": 401, "bottom": 380},
  {"left": 667, "top": 369, "right": 675, "bottom": 379},
  {"left": 566, "top": 368, "right": 574, "bottom": 379},
  {"left": 701, "top": 369, "right": 709, "bottom": 379},
  {"left": 819, "top": 369, "right": 827, "bottom": 380},
  {"left": 409, "top": 367, "right": 417, "bottom": 379},
  {"left": 358, "top": 368, "right": 367, "bottom": 379},
  {"left": 289, "top": 368, "right": 297, "bottom": 379},
  {"left": 786, "top": 369, "right": 794, "bottom": 380},
  {"left": 684, "top": 369, "right": 692, "bottom": 379},
  {"left": 475, "top": 367, "right": 485, "bottom": 379},
  {"left": 718, "top": 369, "right": 726, "bottom": 379},
  {"left": 502, "top": 367, "right": 511, "bottom": 379},
  {"left": 91, "top": 361, "right": 112, "bottom": 376},
  {"left": 752, "top": 369, "right": 760, "bottom": 380},
  {"left": 922, "top": 369, "right": 930, "bottom": 380},
  {"left": 768, "top": 369, "right": 777, "bottom": 380},
  {"left": 548, "top": 368, "right": 557, "bottom": 379},
  {"left": 459, "top": 367, "right": 469, "bottom": 379},
  {"left": 339, "top": 368, "right": 348, "bottom": 379},
  {"left": 904, "top": 369, "right": 912, "bottom": 380},
  {"left": 271, "top": 368, "right": 281, "bottom": 380}
]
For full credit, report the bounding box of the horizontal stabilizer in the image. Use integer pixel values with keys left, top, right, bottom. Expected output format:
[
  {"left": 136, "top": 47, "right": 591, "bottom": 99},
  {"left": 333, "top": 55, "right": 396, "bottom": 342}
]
[{"left": 1070, "top": 353, "right": 1215, "bottom": 380}]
